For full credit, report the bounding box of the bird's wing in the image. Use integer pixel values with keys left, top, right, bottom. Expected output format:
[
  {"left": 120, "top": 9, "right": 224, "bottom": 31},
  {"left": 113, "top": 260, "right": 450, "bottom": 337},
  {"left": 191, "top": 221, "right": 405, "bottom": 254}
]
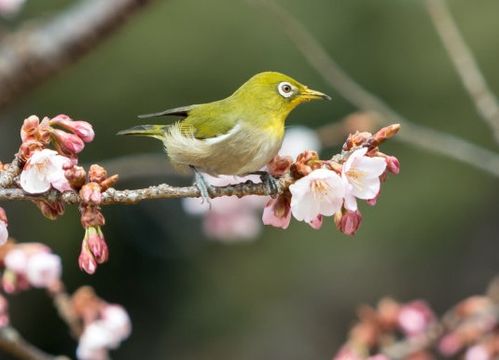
[
  {"left": 179, "top": 107, "right": 238, "bottom": 140},
  {"left": 138, "top": 104, "right": 199, "bottom": 119}
]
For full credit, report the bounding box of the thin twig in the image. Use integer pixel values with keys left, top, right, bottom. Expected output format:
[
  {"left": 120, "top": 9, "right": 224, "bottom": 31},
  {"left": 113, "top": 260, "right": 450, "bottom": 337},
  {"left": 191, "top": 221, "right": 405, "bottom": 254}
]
[
  {"left": 252, "top": 0, "right": 499, "bottom": 178},
  {"left": 425, "top": 0, "right": 499, "bottom": 143},
  {"left": 0, "top": 0, "right": 152, "bottom": 110},
  {"left": 0, "top": 326, "right": 69, "bottom": 360},
  {"left": 49, "top": 283, "right": 82, "bottom": 339}
]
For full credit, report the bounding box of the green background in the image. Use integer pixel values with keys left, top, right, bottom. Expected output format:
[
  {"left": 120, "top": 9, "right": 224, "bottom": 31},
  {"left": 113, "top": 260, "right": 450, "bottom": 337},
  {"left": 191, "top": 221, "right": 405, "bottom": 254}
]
[{"left": 0, "top": 0, "right": 498, "bottom": 358}]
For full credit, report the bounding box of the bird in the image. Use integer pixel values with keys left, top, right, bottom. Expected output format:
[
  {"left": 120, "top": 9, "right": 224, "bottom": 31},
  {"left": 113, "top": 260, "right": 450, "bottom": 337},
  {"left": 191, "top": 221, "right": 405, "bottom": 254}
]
[{"left": 118, "top": 71, "right": 330, "bottom": 201}]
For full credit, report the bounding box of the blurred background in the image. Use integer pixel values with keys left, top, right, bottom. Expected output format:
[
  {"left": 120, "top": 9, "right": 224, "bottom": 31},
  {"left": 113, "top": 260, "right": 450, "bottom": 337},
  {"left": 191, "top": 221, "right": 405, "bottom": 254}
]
[{"left": 0, "top": 0, "right": 498, "bottom": 358}]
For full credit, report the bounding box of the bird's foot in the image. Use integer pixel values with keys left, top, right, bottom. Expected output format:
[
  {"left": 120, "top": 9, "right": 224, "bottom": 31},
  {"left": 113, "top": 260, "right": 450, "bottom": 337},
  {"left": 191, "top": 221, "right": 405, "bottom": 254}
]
[
  {"left": 190, "top": 166, "right": 212, "bottom": 208},
  {"left": 250, "top": 171, "right": 279, "bottom": 195}
]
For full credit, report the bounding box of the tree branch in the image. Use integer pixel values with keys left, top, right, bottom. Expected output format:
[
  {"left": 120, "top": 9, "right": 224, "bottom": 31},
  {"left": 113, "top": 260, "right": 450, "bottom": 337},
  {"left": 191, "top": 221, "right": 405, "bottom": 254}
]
[
  {"left": 0, "top": 0, "right": 153, "bottom": 110},
  {"left": 0, "top": 326, "right": 69, "bottom": 360},
  {"left": 252, "top": 0, "right": 499, "bottom": 178},
  {"left": 425, "top": 0, "right": 499, "bottom": 143},
  {"left": 0, "top": 175, "right": 293, "bottom": 205}
]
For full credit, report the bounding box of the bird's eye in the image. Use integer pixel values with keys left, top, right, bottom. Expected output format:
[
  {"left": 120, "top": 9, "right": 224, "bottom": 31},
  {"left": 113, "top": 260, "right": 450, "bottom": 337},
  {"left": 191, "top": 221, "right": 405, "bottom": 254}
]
[{"left": 277, "top": 82, "right": 294, "bottom": 98}]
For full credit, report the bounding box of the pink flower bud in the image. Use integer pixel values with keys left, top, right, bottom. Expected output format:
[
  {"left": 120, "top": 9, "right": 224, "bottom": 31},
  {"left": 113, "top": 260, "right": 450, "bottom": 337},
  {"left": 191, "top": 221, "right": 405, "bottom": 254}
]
[
  {"left": 334, "top": 210, "right": 362, "bottom": 236},
  {"left": 52, "top": 129, "right": 85, "bottom": 155},
  {"left": 79, "top": 243, "right": 97, "bottom": 275},
  {"left": 80, "top": 183, "right": 103, "bottom": 205},
  {"left": 262, "top": 194, "right": 291, "bottom": 229},
  {"left": 85, "top": 227, "right": 108, "bottom": 264},
  {"left": 88, "top": 164, "right": 108, "bottom": 184},
  {"left": 80, "top": 207, "right": 106, "bottom": 228},
  {"left": 65, "top": 165, "right": 87, "bottom": 189},
  {"left": 20, "top": 115, "right": 40, "bottom": 142},
  {"left": 51, "top": 114, "right": 95, "bottom": 143},
  {"left": 385, "top": 156, "right": 400, "bottom": 175}
]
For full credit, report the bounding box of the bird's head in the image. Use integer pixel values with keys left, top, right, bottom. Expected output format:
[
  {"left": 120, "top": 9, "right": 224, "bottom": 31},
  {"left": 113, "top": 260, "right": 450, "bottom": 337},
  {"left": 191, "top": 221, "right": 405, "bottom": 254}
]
[{"left": 232, "top": 71, "right": 331, "bottom": 116}]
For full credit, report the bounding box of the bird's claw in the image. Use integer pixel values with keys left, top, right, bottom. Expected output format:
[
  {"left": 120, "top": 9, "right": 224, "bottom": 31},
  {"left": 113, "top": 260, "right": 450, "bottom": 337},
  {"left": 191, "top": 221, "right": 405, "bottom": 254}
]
[
  {"left": 191, "top": 166, "right": 212, "bottom": 209},
  {"left": 254, "top": 171, "right": 279, "bottom": 196}
]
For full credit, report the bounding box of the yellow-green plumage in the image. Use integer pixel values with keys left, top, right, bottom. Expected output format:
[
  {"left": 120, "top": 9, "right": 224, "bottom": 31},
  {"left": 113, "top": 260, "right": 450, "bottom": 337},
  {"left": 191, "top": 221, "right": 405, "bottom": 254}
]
[{"left": 118, "top": 71, "right": 330, "bottom": 176}]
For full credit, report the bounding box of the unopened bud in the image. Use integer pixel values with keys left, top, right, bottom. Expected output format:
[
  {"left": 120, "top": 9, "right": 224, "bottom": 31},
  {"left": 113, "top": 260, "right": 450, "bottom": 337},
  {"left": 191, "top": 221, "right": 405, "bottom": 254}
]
[
  {"left": 65, "top": 166, "right": 87, "bottom": 189},
  {"left": 88, "top": 164, "right": 108, "bottom": 184},
  {"left": 85, "top": 226, "right": 108, "bottom": 264},
  {"left": 52, "top": 129, "right": 85, "bottom": 155},
  {"left": 385, "top": 156, "right": 400, "bottom": 175},
  {"left": 373, "top": 124, "right": 400, "bottom": 145},
  {"left": 334, "top": 209, "right": 362, "bottom": 236},
  {"left": 51, "top": 115, "right": 95, "bottom": 143},
  {"left": 79, "top": 242, "right": 97, "bottom": 275}
]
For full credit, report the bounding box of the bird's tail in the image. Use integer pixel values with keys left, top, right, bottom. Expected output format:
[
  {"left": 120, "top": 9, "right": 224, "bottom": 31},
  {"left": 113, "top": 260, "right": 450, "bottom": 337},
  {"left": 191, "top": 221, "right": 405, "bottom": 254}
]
[{"left": 116, "top": 124, "right": 167, "bottom": 140}]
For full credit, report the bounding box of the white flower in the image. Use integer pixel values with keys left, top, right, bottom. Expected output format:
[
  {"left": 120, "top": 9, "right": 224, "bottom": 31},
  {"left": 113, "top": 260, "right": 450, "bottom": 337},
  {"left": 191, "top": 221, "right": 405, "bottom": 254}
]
[
  {"left": 20, "top": 149, "right": 72, "bottom": 194},
  {"left": 279, "top": 126, "right": 321, "bottom": 159},
  {"left": 4, "top": 248, "right": 28, "bottom": 273},
  {"left": 25, "top": 252, "right": 62, "bottom": 288},
  {"left": 76, "top": 305, "right": 131, "bottom": 360},
  {"left": 341, "top": 148, "right": 386, "bottom": 211},
  {"left": 100, "top": 305, "right": 132, "bottom": 345},
  {"left": 0, "top": 220, "right": 7, "bottom": 246},
  {"left": 289, "top": 168, "right": 345, "bottom": 222},
  {"left": 77, "top": 322, "right": 114, "bottom": 360}
]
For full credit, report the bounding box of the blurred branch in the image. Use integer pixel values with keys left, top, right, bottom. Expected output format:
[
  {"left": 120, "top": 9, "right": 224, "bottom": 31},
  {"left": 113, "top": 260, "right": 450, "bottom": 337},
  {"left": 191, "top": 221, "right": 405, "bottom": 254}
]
[
  {"left": 0, "top": 154, "right": 21, "bottom": 188},
  {"left": 253, "top": 0, "right": 499, "bottom": 178},
  {"left": 426, "top": 0, "right": 499, "bottom": 143},
  {"left": 0, "top": 326, "right": 68, "bottom": 360},
  {"left": 49, "top": 284, "right": 83, "bottom": 339},
  {"left": 0, "top": 0, "right": 152, "bottom": 110}
]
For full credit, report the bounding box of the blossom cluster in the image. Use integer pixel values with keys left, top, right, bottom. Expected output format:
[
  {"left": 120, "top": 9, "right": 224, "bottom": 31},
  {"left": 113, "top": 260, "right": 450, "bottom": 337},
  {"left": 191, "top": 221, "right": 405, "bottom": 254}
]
[
  {"left": 334, "top": 290, "right": 499, "bottom": 360},
  {"left": 263, "top": 124, "right": 400, "bottom": 235},
  {"left": 2, "top": 114, "right": 118, "bottom": 274},
  {"left": 0, "top": 239, "right": 131, "bottom": 360},
  {"left": 73, "top": 287, "right": 131, "bottom": 360}
]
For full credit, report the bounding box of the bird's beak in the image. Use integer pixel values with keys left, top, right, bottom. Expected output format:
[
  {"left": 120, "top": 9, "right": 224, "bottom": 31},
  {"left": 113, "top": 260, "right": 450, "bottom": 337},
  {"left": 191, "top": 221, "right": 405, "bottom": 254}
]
[{"left": 301, "top": 87, "right": 332, "bottom": 101}]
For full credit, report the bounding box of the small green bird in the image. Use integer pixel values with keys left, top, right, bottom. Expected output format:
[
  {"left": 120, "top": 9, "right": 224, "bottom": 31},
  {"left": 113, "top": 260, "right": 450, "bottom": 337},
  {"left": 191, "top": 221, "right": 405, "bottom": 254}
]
[{"left": 118, "top": 71, "right": 330, "bottom": 198}]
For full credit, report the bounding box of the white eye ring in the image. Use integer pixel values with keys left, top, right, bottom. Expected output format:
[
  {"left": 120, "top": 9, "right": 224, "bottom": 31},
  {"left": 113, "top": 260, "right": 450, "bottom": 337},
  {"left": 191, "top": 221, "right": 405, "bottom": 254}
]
[{"left": 277, "top": 82, "right": 294, "bottom": 98}]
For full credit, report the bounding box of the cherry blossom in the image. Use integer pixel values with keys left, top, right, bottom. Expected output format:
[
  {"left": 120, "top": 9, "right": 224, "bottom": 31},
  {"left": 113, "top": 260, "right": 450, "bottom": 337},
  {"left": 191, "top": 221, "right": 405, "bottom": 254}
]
[
  {"left": 289, "top": 168, "right": 345, "bottom": 223},
  {"left": 77, "top": 304, "right": 131, "bottom": 360},
  {"left": 341, "top": 148, "right": 386, "bottom": 211},
  {"left": 20, "top": 149, "right": 72, "bottom": 194},
  {"left": 3, "top": 244, "right": 61, "bottom": 290}
]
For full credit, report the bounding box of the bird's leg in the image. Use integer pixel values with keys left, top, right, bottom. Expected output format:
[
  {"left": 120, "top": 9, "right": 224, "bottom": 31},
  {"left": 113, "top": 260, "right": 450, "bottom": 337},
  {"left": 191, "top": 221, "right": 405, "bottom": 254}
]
[
  {"left": 190, "top": 166, "right": 212, "bottom": 207},
  {"left": 249, "top": 170, "right": 279, "bottom": 195}
]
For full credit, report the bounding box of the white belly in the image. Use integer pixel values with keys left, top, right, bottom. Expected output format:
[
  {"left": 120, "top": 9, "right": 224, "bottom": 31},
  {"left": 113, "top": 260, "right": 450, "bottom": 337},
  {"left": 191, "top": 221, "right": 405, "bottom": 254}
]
[{"left": 164, "top": 122, "right": 284, "bottom": 175}]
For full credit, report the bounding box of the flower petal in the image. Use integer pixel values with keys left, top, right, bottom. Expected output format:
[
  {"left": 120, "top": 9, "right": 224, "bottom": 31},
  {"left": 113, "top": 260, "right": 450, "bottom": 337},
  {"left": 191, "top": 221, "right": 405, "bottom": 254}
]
[{"left": 354, "top": 156, "right": 387, "bottom": 178}]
